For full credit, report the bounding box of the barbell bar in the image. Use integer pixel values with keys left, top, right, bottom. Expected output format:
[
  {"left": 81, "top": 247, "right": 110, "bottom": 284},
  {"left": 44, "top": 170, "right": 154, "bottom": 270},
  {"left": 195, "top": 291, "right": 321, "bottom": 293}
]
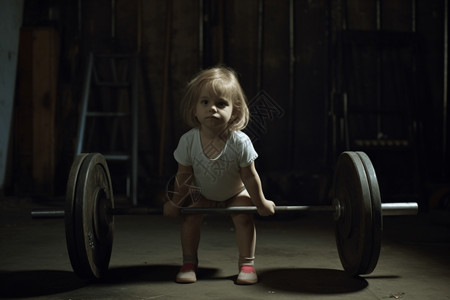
[
  {"left": 33, "top": 151, "right": 418, "bottom": 280},
  {"left": 31, "top": 202, "right": 418, "bottom": 218}
]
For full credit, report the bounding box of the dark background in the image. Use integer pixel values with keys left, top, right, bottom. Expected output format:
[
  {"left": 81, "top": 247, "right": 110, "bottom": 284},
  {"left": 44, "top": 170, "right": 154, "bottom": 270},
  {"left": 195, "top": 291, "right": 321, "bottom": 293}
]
[{"left": 6, "top": 0, "right": 450, "bottom": 211}]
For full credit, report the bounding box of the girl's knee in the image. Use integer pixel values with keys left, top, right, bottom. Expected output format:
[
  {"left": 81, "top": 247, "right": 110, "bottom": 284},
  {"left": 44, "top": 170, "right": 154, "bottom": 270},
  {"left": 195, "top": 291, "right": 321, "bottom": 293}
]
[{"left": 232, "top": 213, "right": 254, "bottom": 228}]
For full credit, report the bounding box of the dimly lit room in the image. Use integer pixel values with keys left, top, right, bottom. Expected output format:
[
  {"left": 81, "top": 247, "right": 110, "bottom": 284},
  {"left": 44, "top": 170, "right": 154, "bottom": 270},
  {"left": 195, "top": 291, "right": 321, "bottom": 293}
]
[{"left": 0, "top": 0, "right": 449, "bottom": 299}]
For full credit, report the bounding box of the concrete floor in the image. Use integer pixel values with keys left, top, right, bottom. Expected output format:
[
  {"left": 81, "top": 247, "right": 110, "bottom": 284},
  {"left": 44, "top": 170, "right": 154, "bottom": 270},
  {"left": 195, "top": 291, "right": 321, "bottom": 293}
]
[{"left": 1, "top": 197, "right": 449, "bottom": 300}]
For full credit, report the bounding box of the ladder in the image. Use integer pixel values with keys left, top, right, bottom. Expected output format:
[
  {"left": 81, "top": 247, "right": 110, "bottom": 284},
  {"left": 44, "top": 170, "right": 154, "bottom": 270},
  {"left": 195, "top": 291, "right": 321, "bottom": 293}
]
[{"left": 75, "top": 52, "right": 139, "bottom": 206}]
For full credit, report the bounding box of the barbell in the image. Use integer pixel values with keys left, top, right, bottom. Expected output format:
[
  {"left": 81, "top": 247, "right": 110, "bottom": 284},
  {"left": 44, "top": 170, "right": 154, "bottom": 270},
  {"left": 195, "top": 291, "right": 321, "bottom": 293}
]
[{"left": 32, "top": 151, "right": 418, "bottom": 280}]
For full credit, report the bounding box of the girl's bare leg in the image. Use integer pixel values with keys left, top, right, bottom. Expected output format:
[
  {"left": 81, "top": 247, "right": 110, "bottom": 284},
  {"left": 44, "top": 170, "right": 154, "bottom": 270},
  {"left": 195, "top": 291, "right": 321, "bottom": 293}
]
[
  {"left": 229, "top": 194, "right": 258, "bottom": 284},
  {"left": 228, "top": 194, "right": 256, "bottom": 266},
  {"left": 176, "top": 214, "right": 204, "bottom": 283},
  {"left": 181, "top": 214, "right": 204, "bottom": 264}
]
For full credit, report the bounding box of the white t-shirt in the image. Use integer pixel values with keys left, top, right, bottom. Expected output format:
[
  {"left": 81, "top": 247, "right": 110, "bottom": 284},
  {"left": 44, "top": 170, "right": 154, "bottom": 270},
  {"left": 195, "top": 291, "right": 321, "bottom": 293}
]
[{"left": 173, "top": 128, "right": 258, "bottom": 201}]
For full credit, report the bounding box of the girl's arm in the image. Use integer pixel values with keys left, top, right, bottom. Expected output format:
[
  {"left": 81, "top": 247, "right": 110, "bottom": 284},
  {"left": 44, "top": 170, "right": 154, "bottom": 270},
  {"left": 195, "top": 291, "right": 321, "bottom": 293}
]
[
  {"left": 240, "top": 162, "right": 275, "bottom": 216},
  {"left": 163, "top": 163, "right": 194, "bottom": 217}
]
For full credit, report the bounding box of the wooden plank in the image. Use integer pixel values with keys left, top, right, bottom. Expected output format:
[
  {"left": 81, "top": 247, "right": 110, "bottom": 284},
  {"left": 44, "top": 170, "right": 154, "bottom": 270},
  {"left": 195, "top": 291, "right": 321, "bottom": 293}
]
[
  {"left": 31, "top": 28, "right": 60, "bottom": 194},
  {"left": 14, "top": 27, "right": 59, "bottom": 195}
]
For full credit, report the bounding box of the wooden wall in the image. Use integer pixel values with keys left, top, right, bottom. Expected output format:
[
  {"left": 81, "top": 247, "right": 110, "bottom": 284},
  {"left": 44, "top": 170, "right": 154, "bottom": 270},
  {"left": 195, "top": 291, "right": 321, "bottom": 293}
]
[{"left": 11, "top": 0, "right": 449, "bottom": 207}]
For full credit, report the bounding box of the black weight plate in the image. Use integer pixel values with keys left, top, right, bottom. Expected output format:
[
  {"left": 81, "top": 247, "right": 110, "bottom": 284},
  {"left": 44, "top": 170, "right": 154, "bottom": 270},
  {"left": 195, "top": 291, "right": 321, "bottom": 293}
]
[
  {"left": 334, "top": 152, "right": 373, "bottom": 276},
  {"left": 73, "top": 153, "right": 114, "bottom": 280},
  {"left": 356, "top": 151, "right": 382, "bottom": 275},
  {"left": 65, "top": 153, "right": 89, "bottom": 279}
]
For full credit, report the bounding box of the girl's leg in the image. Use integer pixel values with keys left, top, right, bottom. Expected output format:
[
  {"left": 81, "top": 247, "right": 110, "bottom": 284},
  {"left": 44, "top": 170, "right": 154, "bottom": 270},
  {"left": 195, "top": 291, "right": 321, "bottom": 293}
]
[
  {"left": 181, "top": 213, "right": 204, "bottom": 264},
  {"left": 228, "top": 192, "right": 258, "bottom": 284},
  {"left": 231, "top": 210, "right": 256, "bottom": 263},
  {"left": 177, "top": 213, "right": 204, "bottom": 283},
  {"left": 180, "top": 193, "right": 210, "bottom": 265}
]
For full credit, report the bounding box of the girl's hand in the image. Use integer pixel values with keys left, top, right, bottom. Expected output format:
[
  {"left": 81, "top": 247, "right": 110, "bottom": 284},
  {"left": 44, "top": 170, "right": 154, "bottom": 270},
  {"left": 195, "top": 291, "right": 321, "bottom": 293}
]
[{"left": 257, "top": 199, "right": 276, "bottom": 216}]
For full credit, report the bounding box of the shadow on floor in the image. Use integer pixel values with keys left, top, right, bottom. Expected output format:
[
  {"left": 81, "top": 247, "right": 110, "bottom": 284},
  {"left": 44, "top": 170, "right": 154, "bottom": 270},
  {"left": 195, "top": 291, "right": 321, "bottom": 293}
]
[
  {"left": 102, "top": 264, "right": 220, "bottom": 284},
  {"left": 0, "top": 270, "right": 87, "bottom": 299},
  {"left": 259, "top": 268, "right": 368, "bottom": 294},
  {"left": 0, "top": 267, "right": 369, "bottom": 298}
]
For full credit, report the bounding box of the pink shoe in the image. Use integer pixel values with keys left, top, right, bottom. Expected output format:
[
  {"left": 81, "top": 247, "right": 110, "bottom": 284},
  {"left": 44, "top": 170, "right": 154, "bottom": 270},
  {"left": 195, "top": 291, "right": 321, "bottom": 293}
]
[
  {"left": 236, "top": 265, "right": 258, "bottom": 285},
  {"left": 176, "top": 263, "right": 197, "bottom": 283}
]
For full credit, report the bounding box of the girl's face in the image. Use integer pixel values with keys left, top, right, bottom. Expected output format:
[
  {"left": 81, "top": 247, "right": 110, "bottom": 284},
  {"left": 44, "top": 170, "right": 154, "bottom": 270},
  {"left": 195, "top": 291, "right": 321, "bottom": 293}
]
[{"left": 195, "top": 86, "right": 234, "bottom": 133}]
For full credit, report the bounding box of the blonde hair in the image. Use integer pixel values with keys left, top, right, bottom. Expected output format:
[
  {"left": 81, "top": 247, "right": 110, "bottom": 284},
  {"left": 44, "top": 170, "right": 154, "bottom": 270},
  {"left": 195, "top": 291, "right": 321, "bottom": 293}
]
[{"left": 180, "top": 66, "right": 250, "bottom": 132}]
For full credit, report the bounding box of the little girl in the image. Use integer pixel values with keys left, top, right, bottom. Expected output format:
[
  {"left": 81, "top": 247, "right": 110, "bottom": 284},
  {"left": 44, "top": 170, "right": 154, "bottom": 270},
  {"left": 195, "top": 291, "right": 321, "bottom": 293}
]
[{"left": 164, "top": 66, "right": 276, "bottom": 285}]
